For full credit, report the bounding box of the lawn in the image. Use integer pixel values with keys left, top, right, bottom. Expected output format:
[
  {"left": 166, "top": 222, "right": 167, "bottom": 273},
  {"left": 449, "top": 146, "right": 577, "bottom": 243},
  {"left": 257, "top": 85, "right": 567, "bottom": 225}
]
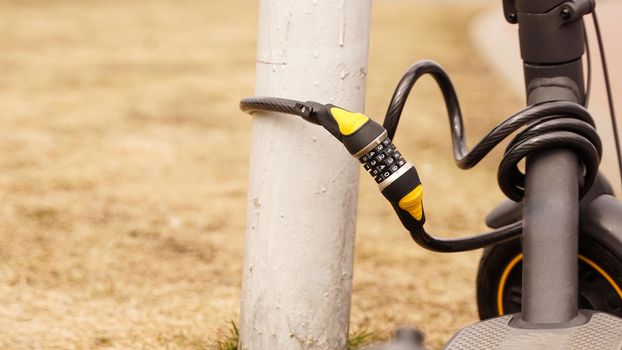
[{"left": 0, "top": 0, "right": 522, "bottom": 348}]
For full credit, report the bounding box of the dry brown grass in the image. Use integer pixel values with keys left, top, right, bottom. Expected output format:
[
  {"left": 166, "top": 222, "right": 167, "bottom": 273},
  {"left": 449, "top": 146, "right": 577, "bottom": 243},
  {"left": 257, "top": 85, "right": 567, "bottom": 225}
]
[{"left": 0, "top": 0, "right": 522, "bottom": 348}]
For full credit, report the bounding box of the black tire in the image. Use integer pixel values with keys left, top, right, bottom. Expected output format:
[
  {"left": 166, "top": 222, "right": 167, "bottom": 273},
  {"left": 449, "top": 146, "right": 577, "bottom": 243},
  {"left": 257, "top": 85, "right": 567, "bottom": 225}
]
[{"left": 476, "top": 234, "right": 622, "bottom": 320}]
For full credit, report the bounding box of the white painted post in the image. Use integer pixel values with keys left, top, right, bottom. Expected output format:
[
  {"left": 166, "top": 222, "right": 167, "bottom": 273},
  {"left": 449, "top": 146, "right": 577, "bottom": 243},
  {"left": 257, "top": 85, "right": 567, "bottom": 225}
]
[{"left": 239, "top": 1, "right": 372, "bottom": 349}]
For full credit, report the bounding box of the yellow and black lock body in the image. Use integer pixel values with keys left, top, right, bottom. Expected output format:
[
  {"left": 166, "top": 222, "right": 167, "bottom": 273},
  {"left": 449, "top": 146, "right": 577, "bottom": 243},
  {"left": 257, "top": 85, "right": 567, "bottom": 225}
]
[{"left": 307, "top": 102, "right": 426, "bottom": 231}]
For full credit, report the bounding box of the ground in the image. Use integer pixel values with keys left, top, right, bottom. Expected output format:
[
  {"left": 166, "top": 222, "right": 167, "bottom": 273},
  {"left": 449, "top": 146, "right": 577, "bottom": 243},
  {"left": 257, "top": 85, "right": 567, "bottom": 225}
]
[{"left": 0, "top": 0, "right": 522, "bottom": 349}]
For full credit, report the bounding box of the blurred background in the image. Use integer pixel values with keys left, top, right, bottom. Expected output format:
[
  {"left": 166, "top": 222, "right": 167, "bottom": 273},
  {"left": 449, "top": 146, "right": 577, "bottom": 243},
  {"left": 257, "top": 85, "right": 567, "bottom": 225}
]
[{"left": 0, "top": 0, "right": 618, "bottom": 349}]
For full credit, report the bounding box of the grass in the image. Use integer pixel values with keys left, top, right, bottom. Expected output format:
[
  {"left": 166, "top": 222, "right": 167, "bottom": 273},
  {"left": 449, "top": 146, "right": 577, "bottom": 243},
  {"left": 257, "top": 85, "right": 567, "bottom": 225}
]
[
  {"left": 211, "top": 322, "right": 239, "bottom": 350},
  {"left": 347, "top": 330, "right": 376, "bottom": 350},
  {"left": 211, "top": 322, "right": 375, "bottom": 350}
]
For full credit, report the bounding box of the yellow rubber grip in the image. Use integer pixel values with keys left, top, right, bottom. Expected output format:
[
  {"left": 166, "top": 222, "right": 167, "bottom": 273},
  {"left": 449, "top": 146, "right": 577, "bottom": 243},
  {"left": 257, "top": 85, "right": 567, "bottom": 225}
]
[
  {"left": 330, "top": 107, "right": 369, "bottom": 135},
  {"left": 398, "top": 184, "right": 424, "bottom": 221}
]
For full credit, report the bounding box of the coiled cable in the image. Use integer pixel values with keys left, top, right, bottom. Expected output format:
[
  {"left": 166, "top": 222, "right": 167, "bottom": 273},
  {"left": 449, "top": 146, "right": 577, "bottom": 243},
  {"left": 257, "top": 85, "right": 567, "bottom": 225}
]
[
  {"left": 383, "top": 60, "right": 601, "bottom": 252},
  {"left": 385, "top": 60, "right": 601, "bottom": 202}
]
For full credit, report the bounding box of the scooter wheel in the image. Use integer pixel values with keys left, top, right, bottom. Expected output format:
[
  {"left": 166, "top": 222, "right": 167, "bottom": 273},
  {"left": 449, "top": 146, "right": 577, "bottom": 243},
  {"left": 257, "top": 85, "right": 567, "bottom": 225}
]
[{"left": 476, "top": 234, "right": 622, "bottom": 319}]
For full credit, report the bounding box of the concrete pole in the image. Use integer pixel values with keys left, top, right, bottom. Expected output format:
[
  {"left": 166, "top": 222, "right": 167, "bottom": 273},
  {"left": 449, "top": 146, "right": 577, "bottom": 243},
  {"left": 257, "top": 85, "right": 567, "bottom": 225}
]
[{"left": 239, "top": 1, "right": 372, "bottom": 349}]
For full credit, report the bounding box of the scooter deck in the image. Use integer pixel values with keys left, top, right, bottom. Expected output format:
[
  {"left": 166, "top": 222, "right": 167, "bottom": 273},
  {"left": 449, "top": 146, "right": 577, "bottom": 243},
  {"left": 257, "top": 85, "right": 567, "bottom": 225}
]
[{"left": 443, "top": 311, "right": 622, "bottom": 349}]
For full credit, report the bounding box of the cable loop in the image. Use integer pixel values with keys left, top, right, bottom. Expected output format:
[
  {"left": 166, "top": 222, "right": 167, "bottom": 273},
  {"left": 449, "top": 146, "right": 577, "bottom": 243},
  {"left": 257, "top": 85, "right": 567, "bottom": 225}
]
[{"left": 384, "top": 60, "right": 601, "bottom": 202}]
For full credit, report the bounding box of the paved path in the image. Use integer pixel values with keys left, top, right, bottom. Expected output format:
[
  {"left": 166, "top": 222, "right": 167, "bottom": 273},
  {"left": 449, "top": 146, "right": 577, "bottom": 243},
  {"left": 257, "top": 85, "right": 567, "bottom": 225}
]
[{"left": 471, "top": 1, "right": 622, "bottom": 193}]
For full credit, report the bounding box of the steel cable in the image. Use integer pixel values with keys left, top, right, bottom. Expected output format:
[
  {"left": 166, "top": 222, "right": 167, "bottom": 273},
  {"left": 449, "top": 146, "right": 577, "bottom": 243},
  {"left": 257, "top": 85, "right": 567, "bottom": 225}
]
[{"left": 239, "top": 60, "right": 602, "bottom": 252}]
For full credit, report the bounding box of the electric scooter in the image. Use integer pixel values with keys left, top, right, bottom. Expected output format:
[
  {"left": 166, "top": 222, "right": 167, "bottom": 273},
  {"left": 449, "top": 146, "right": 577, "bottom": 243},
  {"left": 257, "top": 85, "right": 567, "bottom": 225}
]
[{"left": 240, "top": 0, "right": 622, "bottom": 348}]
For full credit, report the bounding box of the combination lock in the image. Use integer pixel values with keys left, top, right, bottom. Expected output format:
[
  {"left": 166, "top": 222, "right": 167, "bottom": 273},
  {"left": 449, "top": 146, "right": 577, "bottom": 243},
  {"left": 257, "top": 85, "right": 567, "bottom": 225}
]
[
  {"left": 358, "top": 134, "right": 407, "bottom": 185},
  {"left": 301, "top": 102, "right": 426, "bottom": 228}
]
